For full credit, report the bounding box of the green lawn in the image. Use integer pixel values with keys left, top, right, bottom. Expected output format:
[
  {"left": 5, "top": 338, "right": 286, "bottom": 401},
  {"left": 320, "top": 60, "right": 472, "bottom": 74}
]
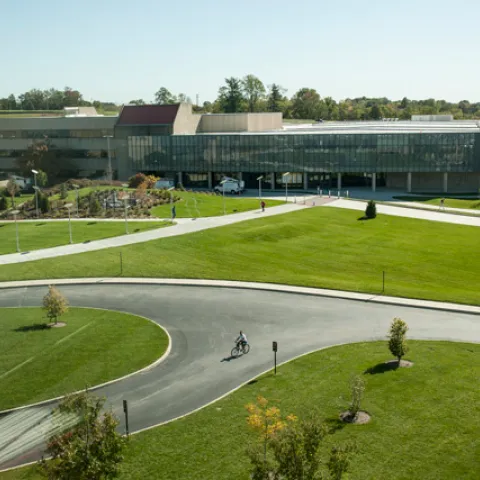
[
  {"left": 0, "top": 208, "right": 477, "bottom": 305},
  {"left": 0, "top": 307, "right": 168, "bottom": 411},
  {"left": 151, "top": 191, "right": 284, "bottom": 218},
  {"left": 394, "top": 196, "right": 480, "bottom": 210},
  {"left": 0, "top": 220, "right": 169, "bottom": 254},
  {"left": 4, "top": 341, "right": 479, "bottom": 479}
]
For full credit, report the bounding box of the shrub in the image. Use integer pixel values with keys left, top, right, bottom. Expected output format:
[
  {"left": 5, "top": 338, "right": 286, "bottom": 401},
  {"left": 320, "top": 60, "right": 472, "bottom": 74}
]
[
  {"left": 0, "top": 195, "right": 7, "bottom": 211},
  {"left": 349, "top": 375, "right": 365, "bottom": 419},
  {"left": 365, "top": 200, "right": 377, "bottom": 218},
  {"left": 388, "top": 317, "right": 409, "bottom": 364},
  {"left": 39, "top": 193, "right": 50, "bottom": 213},
  {"left": 88, "top": 195, "right": 102, "bottom": 216},
  {"left": 59, "top": 183, "right": 68, "bottom": 199},
  {"left": 42, "top": 285, "right": 68, "bottom": 325},
  {"left": 128, "top": 173, "right": 147, "bottom": 188}
]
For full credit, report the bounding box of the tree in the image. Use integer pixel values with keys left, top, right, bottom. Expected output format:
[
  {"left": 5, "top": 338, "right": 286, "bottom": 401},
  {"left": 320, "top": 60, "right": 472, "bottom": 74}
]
[
  {"left": 6, "top": 179, "right": 20, "bottom": 208},
  {"left": 0, "top": 195, "right": 7, "bottom": 211},
  {"left": 88, "top": 194, "right": 102, "bottom": 216},
  {"left": 128, "top": 173, "right": 148, "bottom": 188},
  {"left": 60, "top": 183, "right": 68, "bottom": 199},
  {"left": 245, "top": 397, "right": 356, "bottom": 480},
  {"left": 291, "top": 88, "right": 322, "bottom": 120},
  {"left": 39, "top": 192, "right": 50, "bottom": 214},
  {"left": 266, "top": 83, "right": 286, "bottom": 113},
  {"left": 128, "top": 99, "right": 146, "bottom": 105},
  {"left": 370, "top": 104, "right": 383, "bottom": 120},
  {"left": 37, "top": 169, "right": 48, "bottom": 187},
  {"left": 154, "top": 87, "right": 177, "bottom": 105},
  {"left": 177, "top": 93, "right": 192, "bottom": 104},
  {"left": 388, "top": 318, "right": 409, "bottom": 365},
  {"left": 242, "top": 74, "right": 266, "bottom": 112},
  {"left": 217, "top": 77, "right": 245, "bottom": 113},
  {"left": 39, "top": 391, "right": 127, "bottom": 480},
  {"left": 365, "top": 199, "right": 376, "bottom": 219},
  {"left": 349, "top": 375, "right": 365, "bottom": 420},
  {"left": 42, "top": 285, "right": 69, "bottom": 325}
]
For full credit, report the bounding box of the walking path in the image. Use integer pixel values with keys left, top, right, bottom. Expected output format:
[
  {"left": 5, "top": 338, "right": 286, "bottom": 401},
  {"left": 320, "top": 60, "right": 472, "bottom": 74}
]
[
  {"left": 391, "top": 201, "right": 480, "bottom": 216},
  {"left": 325, "top": 198, "right": 480, "bottom": 227},
  {"left": 0, "top": 202, "right": 307, "bottom": 266}
]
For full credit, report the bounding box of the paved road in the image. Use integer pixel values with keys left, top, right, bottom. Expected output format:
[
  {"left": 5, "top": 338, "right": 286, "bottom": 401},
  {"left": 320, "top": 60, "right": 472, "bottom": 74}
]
[{"left": 0, "top": 284, "right": 479, "bottom": 470}]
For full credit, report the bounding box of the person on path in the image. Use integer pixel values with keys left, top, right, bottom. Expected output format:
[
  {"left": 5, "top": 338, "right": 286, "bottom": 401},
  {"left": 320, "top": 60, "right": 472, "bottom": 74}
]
[
  {"left": 439, "top": 198, "right": 445, "bottom": 211},
  {"left": 171, "top": 205, "right": 176, "bottom": 220},
  {"left": 261, "top": 200, "right": 266, "bottom": 212}
]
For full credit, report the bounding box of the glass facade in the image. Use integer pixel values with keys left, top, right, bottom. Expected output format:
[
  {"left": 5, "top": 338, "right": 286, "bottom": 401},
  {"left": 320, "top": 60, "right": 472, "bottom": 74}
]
[{"left": 125, "top": 133, "right": 480, "bottom": 174}]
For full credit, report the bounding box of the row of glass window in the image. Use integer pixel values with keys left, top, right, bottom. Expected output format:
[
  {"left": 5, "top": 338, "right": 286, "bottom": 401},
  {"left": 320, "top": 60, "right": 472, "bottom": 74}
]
[
  {"left": 0, "top": 129, "right": 114, "bottom": 139},
  {"left": 0, "top": 149, "right": 115, "bottom": 158}
]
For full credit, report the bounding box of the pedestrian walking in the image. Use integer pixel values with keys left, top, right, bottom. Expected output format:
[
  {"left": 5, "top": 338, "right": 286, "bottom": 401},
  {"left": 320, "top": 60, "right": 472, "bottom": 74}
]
[
  {"left": 261, "top": 200, "right": 266, "bottom": 212},
  {"left": 439, "top": 198, "right": 445, "bottom": 211},
  {"left": 171, "top": 205, "right": 176, "bottom": 219},
  {"left": 317, "top": 185, "right": 320, "bottom": 196}
]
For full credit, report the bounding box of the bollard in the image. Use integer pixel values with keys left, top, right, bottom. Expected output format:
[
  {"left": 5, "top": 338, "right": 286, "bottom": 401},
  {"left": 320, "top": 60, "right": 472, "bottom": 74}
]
[
  {"left": 337, "top": 190, "right": 340, "bottom": 199},
  {"left": 328, "top": 190, "right": 331, "bottom": 198}
]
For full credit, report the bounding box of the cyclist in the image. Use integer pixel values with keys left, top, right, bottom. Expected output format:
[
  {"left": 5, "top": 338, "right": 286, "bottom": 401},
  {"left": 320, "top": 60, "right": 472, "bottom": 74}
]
[{"left": 235, "top": 331, "right": 248, "bottom": 352}]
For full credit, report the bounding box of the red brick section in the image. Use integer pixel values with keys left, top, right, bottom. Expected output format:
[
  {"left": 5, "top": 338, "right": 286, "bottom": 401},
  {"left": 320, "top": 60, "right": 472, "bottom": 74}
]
[{"left": 117, "top": 104, "right": 180, "bottom": 125}]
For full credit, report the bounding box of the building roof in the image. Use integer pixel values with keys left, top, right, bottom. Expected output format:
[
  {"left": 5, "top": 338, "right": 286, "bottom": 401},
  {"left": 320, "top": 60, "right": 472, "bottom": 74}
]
[
  {"left": 195, "top": 120, "right": 480, "bottom": 135},
  {"left": 117, "top": 104, "right": 180, "bottom": 126}
]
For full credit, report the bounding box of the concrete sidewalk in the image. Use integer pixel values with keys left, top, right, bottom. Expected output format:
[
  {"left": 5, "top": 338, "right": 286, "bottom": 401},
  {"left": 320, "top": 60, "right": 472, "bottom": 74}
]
[
  {"left": 1, "top": 278, "right": 479, "bottom": 315},
  {"left": 325, "top": 198, "right": 480, "bottom": 227},
  {"left": 393, "top": 201, "right": 480, "bottom": 216},
  {"left": 0, "top": 202, "right": 308, "bottom": 265}
]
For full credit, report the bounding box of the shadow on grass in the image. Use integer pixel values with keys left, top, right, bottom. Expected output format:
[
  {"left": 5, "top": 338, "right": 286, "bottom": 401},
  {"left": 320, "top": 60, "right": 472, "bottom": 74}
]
[
  {"left": 35, "top": 223, "right": 47, "bottom": 226},
  {"left": 83, "top": 240, "right": 91, "bottom": 244},
  {"left": 87, "top": 222, "right": 97, "bottom": 225},
  {"left": 14, "top": 323, "right": 50, "bottom": 332},
  {"left": 357, "top": 216, "right": 375, "bottom": 221},
  {"left": 364, "top": 361, "right": 400, "bottom": 375},
  {"left": 324, "top": 417, "right": 346, "bottom": 434}
]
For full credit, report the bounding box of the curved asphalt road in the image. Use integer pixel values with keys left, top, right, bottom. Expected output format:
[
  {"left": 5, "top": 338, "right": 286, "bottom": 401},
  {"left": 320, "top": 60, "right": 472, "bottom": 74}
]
[{"left": 0, "top": 284, "right": 479, "bottom": 470}]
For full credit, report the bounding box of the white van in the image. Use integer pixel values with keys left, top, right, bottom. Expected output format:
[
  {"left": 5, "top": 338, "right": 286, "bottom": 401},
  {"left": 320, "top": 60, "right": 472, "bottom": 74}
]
[{"left": 214, "top": 179, "right": 245, "bottom": 194}]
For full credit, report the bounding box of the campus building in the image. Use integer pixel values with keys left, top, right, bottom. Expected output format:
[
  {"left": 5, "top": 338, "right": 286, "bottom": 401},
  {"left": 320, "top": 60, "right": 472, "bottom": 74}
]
[{"left": 1, "top": 104, "right": 480, "bottom": 193}]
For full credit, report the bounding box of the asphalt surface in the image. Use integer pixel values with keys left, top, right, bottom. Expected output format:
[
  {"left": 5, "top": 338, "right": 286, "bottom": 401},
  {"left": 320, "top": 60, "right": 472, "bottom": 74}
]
[{"left": 0, "top": 284, "right": 479, "bottom": 470}]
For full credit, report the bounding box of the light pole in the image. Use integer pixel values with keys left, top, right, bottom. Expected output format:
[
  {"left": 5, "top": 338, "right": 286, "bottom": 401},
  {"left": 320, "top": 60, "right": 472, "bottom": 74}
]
[
  {"left": 123, "top": 197, "right": 129, "bottom": 234},
  {"left": 64, "top": 203, "right": 73, "bottom": 244},
  {"left": 167, "top": 187, "right": 175, "bottom": 221},
  {"left": 220, "top": 179, "right": 227, "bottom": 215},
  {"left": 32, "top": 169, "right": 39, "bottom": 218},
  {"left": 10, "top": 209, "right": 20, "bottom": 252},
  {"left": 282, "top": 172, "right": 290, "bottom": 202},
  {"left": 104, "top": 135, "right": 114, "bottom": 182},
  {"left": 257, "top": 175, "right": 263, "bottom": 203},
  {"left": 73, "top": 184, "right": 80, "bottom": 217}
]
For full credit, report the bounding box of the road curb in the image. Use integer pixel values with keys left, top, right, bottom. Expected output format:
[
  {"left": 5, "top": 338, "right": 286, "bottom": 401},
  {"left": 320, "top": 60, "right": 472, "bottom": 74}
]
[{"left": 1, "top": 278, "right": 479, "bottom": 316}]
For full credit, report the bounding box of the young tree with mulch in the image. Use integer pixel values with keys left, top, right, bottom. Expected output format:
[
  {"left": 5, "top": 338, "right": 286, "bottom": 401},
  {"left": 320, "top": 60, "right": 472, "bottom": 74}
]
[
  {"left": 388, "top": 317, "right": 409, "bottom": 365},
  {"left": 6, "top": 179, "right": 20, "bottom": 208},
  {"left": 42, "top": 285, "right": 69, "bottom": 325}
]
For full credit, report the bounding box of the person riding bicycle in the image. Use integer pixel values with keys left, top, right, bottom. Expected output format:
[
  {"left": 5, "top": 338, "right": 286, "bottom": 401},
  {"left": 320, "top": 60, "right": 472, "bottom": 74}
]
[{"left": 235, "top": 331, "right": 248, "bottom": 351}]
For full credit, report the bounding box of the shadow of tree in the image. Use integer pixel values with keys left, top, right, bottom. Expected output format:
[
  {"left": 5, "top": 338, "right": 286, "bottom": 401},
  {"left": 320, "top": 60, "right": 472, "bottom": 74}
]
[
  {"left": 14, "top": 323, "right": 50, "bottom": 332},
  {"left": 364, "top": 361, "right": 399, "bottom": 375}
]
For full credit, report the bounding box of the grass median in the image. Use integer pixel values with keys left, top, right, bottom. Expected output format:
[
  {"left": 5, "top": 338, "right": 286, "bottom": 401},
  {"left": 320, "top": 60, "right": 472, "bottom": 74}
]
[
  {"left": 150, "top": 191, "right": 284, "bottom": 218},
  {"left": 4, "top": 341, "right": 479, "bottom": 479},
  {"left": 393, "top": 196, "right": 480, "bottom": 210},
  {"left": 0, "top": 307, "right": 168, "bottom": 411},
  {"left": 0, "top": 207, "right": 478, "bottom": 305},
  {"left": 0, "top": 220, "right": 169, "bottom": 255}
]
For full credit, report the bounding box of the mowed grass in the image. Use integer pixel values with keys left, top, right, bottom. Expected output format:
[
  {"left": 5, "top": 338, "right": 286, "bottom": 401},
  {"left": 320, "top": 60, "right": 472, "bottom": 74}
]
[
  {"left": 0, "top": 307, "right": 168, "bottom": 411},
  {"left": 0, "top": 208, "right": 477, "bottom": 305},
  {"left": 0, "top": 221, "right": 170, "bottom": 254},
  {"left": 151, "top": 191, "right": 284, "bottom": 218},
  {"left": 394, "top": 196, "right": 480, "bottom": 210},
  {"left": 5, "top": 341, "right": 479, "bottom": 480}
]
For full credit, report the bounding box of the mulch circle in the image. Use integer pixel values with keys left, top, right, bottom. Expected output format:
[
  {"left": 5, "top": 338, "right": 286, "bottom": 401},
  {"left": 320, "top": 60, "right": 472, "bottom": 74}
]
[
  {"left": 48, "top": 322, "right": 67, "bottom": 328},
  {"left": 385, "top": 359, "right": 414, "bottom": 368},
  {"left": 340, "top": 410, "right": 371, "bottom": 424}
]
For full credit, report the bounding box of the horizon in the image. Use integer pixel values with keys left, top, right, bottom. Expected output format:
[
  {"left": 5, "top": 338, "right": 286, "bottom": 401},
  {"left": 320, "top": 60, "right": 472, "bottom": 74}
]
[{"left": 2, "top": 0, "right": 480, "bottom": 104}]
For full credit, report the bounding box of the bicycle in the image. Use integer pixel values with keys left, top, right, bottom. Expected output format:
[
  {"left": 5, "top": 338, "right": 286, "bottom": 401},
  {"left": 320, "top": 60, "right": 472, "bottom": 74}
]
[{"left": 231, "top": 342, "right": 250, "bottom": 357}]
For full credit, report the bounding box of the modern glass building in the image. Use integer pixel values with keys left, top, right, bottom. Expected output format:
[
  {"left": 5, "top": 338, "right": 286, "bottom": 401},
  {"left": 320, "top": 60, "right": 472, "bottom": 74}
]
[{"left": 1, "top": 104, "right": 480, "bottom": 192}]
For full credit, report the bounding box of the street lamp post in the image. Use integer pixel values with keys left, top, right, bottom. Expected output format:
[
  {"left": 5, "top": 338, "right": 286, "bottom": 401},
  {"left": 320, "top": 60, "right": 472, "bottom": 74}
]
[
  {"left": 64, "top": 203, "right": 73, "bottom": 244},
  {"left": 73, "top": 184, "right": 80, "bottom": 217},
  {"left": 104, "top": 135, "right": 114, "bottom": 182},
  {"left": 123, "top": 198, "right": 129, "bottom": 234},
  {"left": 220, "top": 180, "right": 227, "bottom": 215},
  {"left": 256, "top": 175, "right": 263, "bottom": 203},
  {"left": 31, "top": 169, "right": 39, "bottom": 218},
  {"left": 282, "top": 172, "right": 291, "bottom": 202},
  {"left": 10, "top": 209, "right": 20, "bottom": 252}
]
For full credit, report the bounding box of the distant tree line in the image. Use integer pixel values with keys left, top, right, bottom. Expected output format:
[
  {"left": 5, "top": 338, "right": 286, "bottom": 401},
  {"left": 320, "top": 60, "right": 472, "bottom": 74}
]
[
  {"left": 3, "top": 78, "right": 480, "bottom": 120},
  {"left": 0, "top": 86, "right": 119, "bottom": 113}
]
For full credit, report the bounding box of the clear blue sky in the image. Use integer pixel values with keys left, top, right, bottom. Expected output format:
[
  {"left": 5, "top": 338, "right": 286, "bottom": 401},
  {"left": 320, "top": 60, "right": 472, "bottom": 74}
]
[{"left": 2, "top": 0, "right": 479, "bottom": 104}]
